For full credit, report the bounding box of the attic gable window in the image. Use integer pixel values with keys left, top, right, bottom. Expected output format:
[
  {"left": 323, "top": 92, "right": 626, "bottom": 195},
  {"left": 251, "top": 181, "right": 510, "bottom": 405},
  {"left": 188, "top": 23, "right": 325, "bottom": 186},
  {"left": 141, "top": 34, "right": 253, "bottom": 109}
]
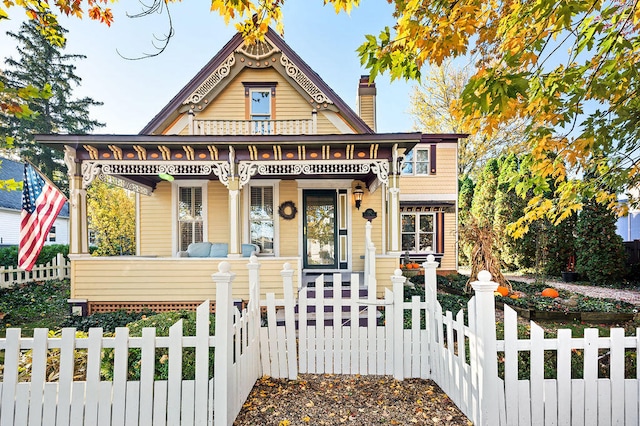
[
  {"left": 250, "top": 89, "right": 271, "bottom": 120},
  {"left": 243, "top": 82, "right": 277, "bottom": 121}
]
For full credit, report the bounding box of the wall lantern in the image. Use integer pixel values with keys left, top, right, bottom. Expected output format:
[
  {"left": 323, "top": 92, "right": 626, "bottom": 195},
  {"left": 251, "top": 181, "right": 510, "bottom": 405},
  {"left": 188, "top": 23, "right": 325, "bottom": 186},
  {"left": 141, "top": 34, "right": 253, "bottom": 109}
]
[{"left": 353, "top": 184, "right": 365, "bottom": 210}]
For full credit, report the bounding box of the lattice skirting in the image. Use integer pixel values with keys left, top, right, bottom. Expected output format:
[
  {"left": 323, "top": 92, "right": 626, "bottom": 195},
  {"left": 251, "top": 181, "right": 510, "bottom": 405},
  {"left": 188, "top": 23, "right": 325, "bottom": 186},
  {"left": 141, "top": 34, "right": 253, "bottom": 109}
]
[{"left": 87, "top": 301, "right": 224, "bottom": 315}]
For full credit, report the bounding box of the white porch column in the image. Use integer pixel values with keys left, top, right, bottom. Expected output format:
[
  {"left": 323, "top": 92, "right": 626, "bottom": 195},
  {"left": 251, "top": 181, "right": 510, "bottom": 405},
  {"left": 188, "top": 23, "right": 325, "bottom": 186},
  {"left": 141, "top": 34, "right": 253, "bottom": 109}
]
[
  {"left": 387, "top": 174, "right": 401, "bottom": 253},
  {"left": 228, "top": 179, "right": 241, "bottom": 257},
  {"left": 64, "top": 147, "right": 89, "bottom": 255}
]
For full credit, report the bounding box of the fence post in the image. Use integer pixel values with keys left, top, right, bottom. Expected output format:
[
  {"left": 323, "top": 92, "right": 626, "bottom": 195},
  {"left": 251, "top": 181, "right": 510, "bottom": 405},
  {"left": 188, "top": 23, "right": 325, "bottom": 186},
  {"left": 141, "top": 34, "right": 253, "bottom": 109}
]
[
  {"left": 471, "top": 270, "right": 500, "bottom": 426},
  {"left": 391, "top": 268, "right": 406, "bottom": 380},
  {"left": 422, "top": 254, "right": 439, "bottom": 381},
  {"left": 56, "top": 253, "right": 64, "bottom": 279},
  {"left": 212, "top": 261, "right": 236, "bottom": 426},
  {"left": 246, "top": 254, "right": 261, "bottom": 309},
  {"left": 281, "top": 262, "right": 298, "bottom": 379}
]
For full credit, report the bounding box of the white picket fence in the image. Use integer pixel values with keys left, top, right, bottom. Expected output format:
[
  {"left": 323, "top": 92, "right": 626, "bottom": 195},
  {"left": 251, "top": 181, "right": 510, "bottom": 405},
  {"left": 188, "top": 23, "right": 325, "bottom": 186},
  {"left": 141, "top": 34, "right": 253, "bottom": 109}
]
[
  {"left": 0, "top": 260, "right": 262, "bottom": 426},
  {"left": 259, "top": 260, "right": 640, "bottom": 426},
  {"left": 0, "top": 253, "right": 70, "bottom": 288},
  {"left": 1, "top": 253, "right": 639, "bottom": 425}
]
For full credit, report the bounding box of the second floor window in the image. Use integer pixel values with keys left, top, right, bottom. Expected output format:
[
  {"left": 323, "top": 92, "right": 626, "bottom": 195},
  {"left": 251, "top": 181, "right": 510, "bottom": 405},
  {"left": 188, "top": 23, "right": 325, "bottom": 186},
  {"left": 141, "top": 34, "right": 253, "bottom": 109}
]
[
  {"left": 250, "top": 89, "right": 271, "bottom": 120},
  {"left": 402, "top": 148, "right": 430, "bottom": 175}
]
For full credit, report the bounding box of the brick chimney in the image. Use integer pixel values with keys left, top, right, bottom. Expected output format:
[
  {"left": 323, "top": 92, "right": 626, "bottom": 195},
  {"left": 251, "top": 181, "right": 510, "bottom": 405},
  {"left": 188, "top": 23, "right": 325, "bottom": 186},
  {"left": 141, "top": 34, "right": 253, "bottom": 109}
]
[{"left": 356, "top": 75, "right": 377, "bottom": 132}]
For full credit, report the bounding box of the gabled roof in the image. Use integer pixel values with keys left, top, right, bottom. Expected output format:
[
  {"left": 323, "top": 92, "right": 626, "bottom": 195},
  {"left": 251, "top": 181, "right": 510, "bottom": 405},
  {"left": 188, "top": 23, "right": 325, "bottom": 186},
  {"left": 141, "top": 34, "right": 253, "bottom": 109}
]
[
  {"left": 140, "top": 27, "right": 374, "bottom": 135},
  {"left": 0, "top": 157, "right": 69, "bottom": 217}
]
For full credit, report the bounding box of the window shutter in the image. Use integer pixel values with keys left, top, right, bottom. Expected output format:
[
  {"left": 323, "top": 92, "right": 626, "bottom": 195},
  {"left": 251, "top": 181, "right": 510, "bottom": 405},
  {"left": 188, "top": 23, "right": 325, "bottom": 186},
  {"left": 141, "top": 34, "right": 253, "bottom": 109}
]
[
  {"left": 436, "top": 212, "right": 445, "bottom": 253},
  {"left": 430, "top": 144, "right": 437, "bottom": 174}
]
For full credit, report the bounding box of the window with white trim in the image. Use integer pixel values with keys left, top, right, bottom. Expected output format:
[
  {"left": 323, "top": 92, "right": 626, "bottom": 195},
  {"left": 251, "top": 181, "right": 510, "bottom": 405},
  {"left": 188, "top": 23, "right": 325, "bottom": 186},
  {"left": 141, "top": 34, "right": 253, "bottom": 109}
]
[
  {"left": 401, "top": 148, "right": 430, "bottom": 175},
  {"left": 178, "top": 186, "right": 204, "bottom": 252},
  {"left": 401, "top": 213, "right": 435, "bottom": 252},
  {"left": 250, "top": 186, "right": 274, "bottom": 254},
  {"left": 250, "top": 89, "right": 271, "bottom": 120}
]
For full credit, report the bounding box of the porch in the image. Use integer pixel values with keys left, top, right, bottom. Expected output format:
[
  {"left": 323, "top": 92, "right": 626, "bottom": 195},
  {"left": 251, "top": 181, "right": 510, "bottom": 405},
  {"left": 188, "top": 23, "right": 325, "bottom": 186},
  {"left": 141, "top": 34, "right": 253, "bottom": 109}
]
[{"left": 66, "top": 251, "right": 400, "bottom": 314}]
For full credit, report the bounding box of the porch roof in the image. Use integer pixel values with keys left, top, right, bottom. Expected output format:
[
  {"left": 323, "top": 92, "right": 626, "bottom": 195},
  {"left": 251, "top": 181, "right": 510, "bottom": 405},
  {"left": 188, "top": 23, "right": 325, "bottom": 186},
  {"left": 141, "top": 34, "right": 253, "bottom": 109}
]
[{"left": 36, "top": 132, "right": 465, "bottom": 191}]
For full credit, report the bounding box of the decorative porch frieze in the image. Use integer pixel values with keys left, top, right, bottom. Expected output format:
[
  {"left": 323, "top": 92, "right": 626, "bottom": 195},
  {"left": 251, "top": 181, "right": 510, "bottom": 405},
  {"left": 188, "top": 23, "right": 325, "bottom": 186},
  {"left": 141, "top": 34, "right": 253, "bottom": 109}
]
[
  {"left": 81, "top": 160, "right": 232, "bottom": 190},
  {"left": 183, "top": 54, "right": 236, "bottom": 105},
  {"left": 280, "top": 54, "right": 332, "bottom": 105},
  {"left": 238, "top": 160, "right": 389, "bottom": 188}
]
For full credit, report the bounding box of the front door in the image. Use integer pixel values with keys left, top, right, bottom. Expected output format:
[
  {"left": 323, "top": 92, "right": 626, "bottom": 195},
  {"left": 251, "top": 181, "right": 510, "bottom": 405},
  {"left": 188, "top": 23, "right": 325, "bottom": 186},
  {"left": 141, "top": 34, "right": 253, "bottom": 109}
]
[{"left": 303, "top": 190, "right": 338, "bottom": 269}]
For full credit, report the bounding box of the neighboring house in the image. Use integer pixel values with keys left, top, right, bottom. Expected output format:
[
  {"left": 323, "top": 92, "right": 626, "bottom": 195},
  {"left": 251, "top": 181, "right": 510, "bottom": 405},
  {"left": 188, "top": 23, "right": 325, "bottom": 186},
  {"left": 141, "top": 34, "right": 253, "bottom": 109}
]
[
  {"left": 0, "top": 157, "right": 69, "bottom": 248},
  {"left": 37, "top": 28, "right": 465, "bottom": 314},
  {"left": 616, "top": 188, "right": 640, "bottom": 242}
]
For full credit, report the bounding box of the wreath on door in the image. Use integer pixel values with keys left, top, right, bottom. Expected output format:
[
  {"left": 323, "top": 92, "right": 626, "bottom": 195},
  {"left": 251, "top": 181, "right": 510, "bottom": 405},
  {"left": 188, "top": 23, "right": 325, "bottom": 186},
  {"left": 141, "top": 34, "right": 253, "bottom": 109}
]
[{"left": 278, "top": 201, "right": 297, "bottom": 220}]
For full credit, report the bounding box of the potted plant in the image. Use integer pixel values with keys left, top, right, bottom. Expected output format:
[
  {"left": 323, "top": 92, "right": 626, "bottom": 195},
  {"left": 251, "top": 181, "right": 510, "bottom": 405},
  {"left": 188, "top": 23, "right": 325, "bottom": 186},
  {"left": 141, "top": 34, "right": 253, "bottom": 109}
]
[{"left": 561, "top": 255, "right": 579, "bottom": 282}]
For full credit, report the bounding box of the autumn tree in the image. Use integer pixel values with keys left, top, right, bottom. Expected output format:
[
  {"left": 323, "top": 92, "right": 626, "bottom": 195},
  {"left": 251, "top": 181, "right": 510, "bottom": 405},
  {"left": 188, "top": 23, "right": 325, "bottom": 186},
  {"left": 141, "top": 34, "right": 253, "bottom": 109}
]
[
  {"left": 87, "top": 181, "right": 135, "bottom": 256},
  {"left": 409, "top": 61, "right": 527, "bottom": 178},
  {"left": 3, "top": 21, "right": 104, "bottom": 194},
  {"left": 3, "top": 0, "right": 639, "bottom": 232}
]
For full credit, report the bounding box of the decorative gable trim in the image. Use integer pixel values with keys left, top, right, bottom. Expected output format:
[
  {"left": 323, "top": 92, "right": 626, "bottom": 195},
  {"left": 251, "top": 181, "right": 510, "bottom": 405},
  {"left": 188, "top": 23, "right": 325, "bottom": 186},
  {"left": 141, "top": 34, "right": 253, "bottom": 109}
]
[
  {"left": 280, "top": 54, "right": 332, "bottom": 105},
  {"left": 183, "top": 54, "right": 236, "bottom": 105}
]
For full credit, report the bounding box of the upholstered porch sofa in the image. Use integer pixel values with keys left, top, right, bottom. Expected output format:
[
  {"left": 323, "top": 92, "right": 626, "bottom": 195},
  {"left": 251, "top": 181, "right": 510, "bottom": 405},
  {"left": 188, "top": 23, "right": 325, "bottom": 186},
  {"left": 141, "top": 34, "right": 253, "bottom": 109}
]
[{"left": 177, "top": 242, "right": 260, "bottom": 258}]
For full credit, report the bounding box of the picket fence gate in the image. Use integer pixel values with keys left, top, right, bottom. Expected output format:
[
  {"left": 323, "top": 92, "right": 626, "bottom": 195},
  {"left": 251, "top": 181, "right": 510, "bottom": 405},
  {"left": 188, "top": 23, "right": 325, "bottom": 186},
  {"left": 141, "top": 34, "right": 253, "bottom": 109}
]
[
  {"left": 0, "top": 253, "right": 70, "bottom": 288},
  {"left": 259, "top": 262, "right": 640, "bottom": 426},
  {"left": 1, "top": 254, "right": 639, "bottom": 425}
]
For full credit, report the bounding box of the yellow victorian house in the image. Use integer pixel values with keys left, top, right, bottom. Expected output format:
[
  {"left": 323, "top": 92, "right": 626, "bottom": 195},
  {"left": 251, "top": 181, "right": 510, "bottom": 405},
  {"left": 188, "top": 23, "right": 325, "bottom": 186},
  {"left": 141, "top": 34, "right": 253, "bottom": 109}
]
[{"left": 37, "top": 28, "right": 464, "bottom": 314}]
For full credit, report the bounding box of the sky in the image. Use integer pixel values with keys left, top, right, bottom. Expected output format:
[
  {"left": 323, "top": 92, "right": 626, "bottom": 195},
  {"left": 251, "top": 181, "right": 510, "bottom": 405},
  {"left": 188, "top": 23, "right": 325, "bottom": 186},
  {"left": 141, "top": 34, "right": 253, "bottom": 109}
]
[{"left": 0, "top": 2, "right": 418, "bottom": 135}]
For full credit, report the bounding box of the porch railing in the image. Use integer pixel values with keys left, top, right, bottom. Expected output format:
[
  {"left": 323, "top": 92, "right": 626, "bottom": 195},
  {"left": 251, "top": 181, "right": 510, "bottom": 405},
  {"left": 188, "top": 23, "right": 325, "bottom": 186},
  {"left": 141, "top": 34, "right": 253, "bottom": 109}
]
[{"left": 192, "top": 117, "right": 317, "bottom": 135}]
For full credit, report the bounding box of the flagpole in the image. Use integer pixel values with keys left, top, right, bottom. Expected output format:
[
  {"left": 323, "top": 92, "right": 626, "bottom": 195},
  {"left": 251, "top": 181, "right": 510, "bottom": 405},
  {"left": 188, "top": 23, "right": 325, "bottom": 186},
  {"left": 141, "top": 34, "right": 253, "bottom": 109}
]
[{"left": 23, "top": 158, "right": 69, "bottom": 201}]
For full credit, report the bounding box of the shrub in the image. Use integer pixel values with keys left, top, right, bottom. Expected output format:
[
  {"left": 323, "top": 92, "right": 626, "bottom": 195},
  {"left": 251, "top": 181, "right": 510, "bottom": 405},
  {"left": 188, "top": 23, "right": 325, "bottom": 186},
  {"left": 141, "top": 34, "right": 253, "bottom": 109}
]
[
  {"left": 62, "top": 309, "right": 156, "bottom": 333},
  {"left": 0, "top": 244, "right": 69, "bottom": 268},
  {"left": 100, "top": 311, "right": 216, "bottom": 381},
  {"left": 575, "top": 199, "right": 627, "bottom": 285}
]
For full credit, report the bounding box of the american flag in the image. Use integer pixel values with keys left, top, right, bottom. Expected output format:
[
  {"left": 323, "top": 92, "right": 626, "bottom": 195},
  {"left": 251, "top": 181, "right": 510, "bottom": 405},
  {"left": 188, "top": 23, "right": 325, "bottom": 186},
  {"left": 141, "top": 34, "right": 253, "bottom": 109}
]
[{"left": 18, "top": 163, "right": 67, "bottom": 271}]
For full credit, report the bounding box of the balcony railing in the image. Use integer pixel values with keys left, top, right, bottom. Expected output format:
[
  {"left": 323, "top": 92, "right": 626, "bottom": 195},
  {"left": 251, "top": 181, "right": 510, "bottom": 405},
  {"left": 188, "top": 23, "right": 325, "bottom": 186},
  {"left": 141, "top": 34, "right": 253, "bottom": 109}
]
[{"left": 192, "top": 117, "right": 317, "bottom": 135}]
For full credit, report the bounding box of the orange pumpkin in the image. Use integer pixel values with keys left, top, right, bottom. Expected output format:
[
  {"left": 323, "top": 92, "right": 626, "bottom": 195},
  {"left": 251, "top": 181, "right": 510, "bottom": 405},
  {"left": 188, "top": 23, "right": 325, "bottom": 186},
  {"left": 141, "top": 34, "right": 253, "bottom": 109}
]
[
  {"left": 412, "top": 263, "right": 420, "bottom": 269},
  {"left": 541, "top": 288, "right": 559, "bottom": 298},
  {"left": 496, "top": 286, "right": 509, "bottom": 297}
]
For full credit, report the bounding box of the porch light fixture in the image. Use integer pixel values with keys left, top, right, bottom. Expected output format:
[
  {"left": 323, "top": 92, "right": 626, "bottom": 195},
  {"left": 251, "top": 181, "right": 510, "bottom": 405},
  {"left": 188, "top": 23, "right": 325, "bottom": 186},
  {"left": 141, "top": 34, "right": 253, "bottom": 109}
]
[
  {"left": 158, "top": 173, "right": 174, "bottom": 182},
  {"left": 353, "top": 184, "right": 364, "bottom": 210}
]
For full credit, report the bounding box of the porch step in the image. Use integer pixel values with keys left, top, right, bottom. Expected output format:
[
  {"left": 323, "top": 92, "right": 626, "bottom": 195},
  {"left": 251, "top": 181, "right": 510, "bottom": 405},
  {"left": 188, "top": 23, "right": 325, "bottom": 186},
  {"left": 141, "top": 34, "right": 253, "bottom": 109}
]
[
  {"left": 275, "top": 286, "right": 381, "bottom": 328},
  {"left": 275, "top": 304, "right": 382, "bottom": 328},
  {"left": 302, "top": 271, "right": 365, "bottom": 288}
]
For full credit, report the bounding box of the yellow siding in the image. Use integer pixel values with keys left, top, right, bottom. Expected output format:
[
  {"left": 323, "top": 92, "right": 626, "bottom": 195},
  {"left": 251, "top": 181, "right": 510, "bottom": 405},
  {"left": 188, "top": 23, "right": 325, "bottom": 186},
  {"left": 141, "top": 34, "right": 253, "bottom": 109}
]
[
  {"left": 374, "top": 255, "right": 401, "bottom": 298},
  {"left": 72, "top": 257, "right": 300, "bottom": 301},
  {"left": 400, "top": 145, "right": 457, "bottom": 195},
  {"left": 440, "top": 212, "right": 457, "bottom": 271},
  {"left": 139, "top": 182, "right": 173, "bottom": 256},
  {"left": 350, "top": 185, "right": 384, "bottom": 271},
  {"left": 278, "top": 180, "right": 299, "bottom": 256},
  {"left": 208, "top": 181, "right": 229, "bottom": 242}
]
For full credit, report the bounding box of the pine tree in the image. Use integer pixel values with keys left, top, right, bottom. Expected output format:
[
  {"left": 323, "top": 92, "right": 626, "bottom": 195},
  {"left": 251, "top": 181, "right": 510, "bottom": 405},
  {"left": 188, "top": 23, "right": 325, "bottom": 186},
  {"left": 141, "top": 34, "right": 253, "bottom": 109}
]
[
  {"left": 3, "top": 21, "right": 104, "bottom": 194},
  {"left": 458, "top": 175, "right": 475, "bottom": 267},
  {"left": 575, "top": 199, "right": 627, "bottom": 285}
]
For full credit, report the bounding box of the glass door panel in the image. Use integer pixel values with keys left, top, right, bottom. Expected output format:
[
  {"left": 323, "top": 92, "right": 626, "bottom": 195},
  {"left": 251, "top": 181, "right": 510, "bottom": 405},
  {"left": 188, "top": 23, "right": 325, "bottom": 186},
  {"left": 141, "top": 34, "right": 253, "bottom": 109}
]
[{"left": 303, "top": 190, "right": 337, "bottom": 268}]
